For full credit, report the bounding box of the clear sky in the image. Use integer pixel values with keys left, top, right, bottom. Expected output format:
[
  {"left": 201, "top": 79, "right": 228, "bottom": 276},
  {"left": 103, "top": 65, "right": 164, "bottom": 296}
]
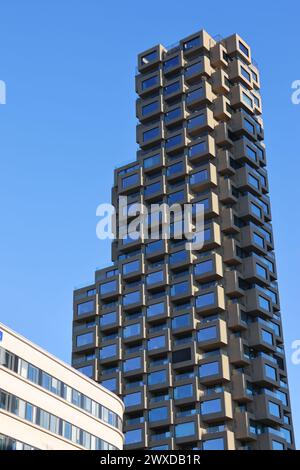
[{"left": 0, "top": 0, "right": 299, "bottom": 448}]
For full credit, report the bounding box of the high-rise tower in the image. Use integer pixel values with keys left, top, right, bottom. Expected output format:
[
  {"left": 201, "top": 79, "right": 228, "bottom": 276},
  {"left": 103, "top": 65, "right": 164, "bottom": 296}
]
[{"left": 71, "top": 29, "right": 295, "bottom": 450}]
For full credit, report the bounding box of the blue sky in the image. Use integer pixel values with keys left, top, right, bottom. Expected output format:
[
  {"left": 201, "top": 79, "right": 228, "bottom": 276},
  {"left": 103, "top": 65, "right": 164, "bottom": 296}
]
[{"left": 0, "top": 0, "right": 299, "bottom": 448}]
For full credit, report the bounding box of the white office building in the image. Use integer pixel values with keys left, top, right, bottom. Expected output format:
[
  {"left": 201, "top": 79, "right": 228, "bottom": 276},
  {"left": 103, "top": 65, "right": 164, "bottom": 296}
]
[{"left": 0, "top": 322, "right": 124, "bottom": 450}]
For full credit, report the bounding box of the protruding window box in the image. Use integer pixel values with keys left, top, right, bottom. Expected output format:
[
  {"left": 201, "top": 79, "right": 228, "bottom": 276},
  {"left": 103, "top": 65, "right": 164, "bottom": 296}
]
[
  {"left": 98, "top": 278, "right": 121, "bottom": 300},
  {"left": 187, "top": 134, "right": 216, "bottom": 163},
  {"left": 240, "top": 225, "right": 273, "bottom": 255},
  {"left": 225, "top": 33, "right": 252, "bottom": 65},
  {"left": 210, "top": 42, "right": 229, "bottom": 69},
  {"left": 147, "top": 364, "right": 172, "bottom": 392},
  {"left": 181, "top": 30, "right": 211, "bottom": 57},
  {"left": 194, "top": 253, "right": 223, "bottom": 282},
  {"left": 201, "top": 221, "right": 221, "bottom": 251},
  {"left": 211, "top": 69, "right": 230, "bottom": 95},
  {"left": 122, "top": 288, "right": 146, "bottom": 312},
  {"left": 184, "top": 56, "right": 212, "bottom": 84},
  {"left": 193, "top": 191, "right": 219, "bottom": 220},
  {"left": 228, "top": 59, "right": 253, "bottom": 89},
  {"left": 136, "top": 94, "right": 163, "bottom": 123},
  {"left": 187, "top": 108, "right": 215, "bottom": 137},
  {"left": 238, "top": 194, "right": 271, "bottom": 225},
  {"left": 138, "top": 45, "right": 164, "bottom": 73},
  {"left": 242, "top": 256, "right": 272, "bottom": 285},
  {"left": 186, "top": 81, "right": 215, "bottom": 109},
  {"left": 199, "top": 354, "right": 230, "bottom": 385},
  {"left": 74, "top": 297, "right": 96, "bottom": 321},
  {"left": 174, "top": 416, "right": 201, "bottom": 445},
  {"left": 200, "top": 391, "right": 233, "bottom": 424},
  {"left": 230, "top": 110, "right": 264, "bottom": 142},
  {"left": 146, "top": 267, "right": 168, "bottom": 292},
  {"left": 197, "top": 319, "right": 228, "bottom": 351},
  {"left": 253, "top": 395, "right": 283, "bottom": 426},
  {"left": 245, "top": 288, "right": 274, "bottom": 319},
  {"left": 148, "top": 400, "right": 173, "bottom": 428},
  {"left": 73, "top": 327, "right": 98, "bottom": 353},
  {"left": 163, "top": 50, "right": 184, "bottom": 76},
  {"left": 124, "top": 423, "right": 147, "bottom": 450},
  {"left": 172, "top": 344, "right": 197, "bottom": 371},
  {"left": 224, "top": 270, "right": 244, "bottom": 298},
  {"left": 137, "top": 122, "right": 164, "bottom": 149},
  {"left": 227, "top": 303, "right": 248, "bottom": 331},
  {"left": 165, "top": 130, "right": 186, "bottom": 155},
  {"left": 164, "top": 103, "right": 186, "bottom": 129},
  {"left": 123, "top": 319, "right": 146, "bottom": 344},
  {"left": 189, "top": 162, "right": 217, "bottom": 192},
  {"left": 213, "top": 95, "right": 232, "bottom": 121},
  {"left": 220, "top": 207, "right": 240, "bottom": 235},
  {"left": 195, "top": 286, "right": 225, "bottom": 316},
  {"left": 219, "top": 178, "right": 238, "bottom": 205},
  {"left": 232, "top": 373, "right": 254, "bottom": 403},
  {"left": 233, "top": 137, "right": 265, "bottom": 169},
  {"left": 147, "top": 332, "right": 171, "bottom": 357},
  {"left": 118, "top": 168, "right": 142, "bottom": 195},
  {"left": 136, "top": 71, "right": 162, "bottom": 97},
  {"left": 223, "top": 238, "right": 242, "bottom": 266},
  {"left": 234, "top": 411, "right": 257, "bottom": 441},
  {"left": 214, "top": 122, "right": 233, "bottom": 147},
  {"left": 121, "top": 257, "right": 144, "bottom": 281},
  {"left": 166, "top": 157, "right": 188, "bottom": 181},
  {"left": 228, "top": 337, "right": 251, "bottom": 367},
  {"left": 248, "top": 321, "right": 276, "bottom": 353},
  {"left": 145, "top": 239, "right": 168, "bottom": 260},
  {"left": 217, "top": 149, "right": 235, "bottom": 176},
  {"left": 141, "top": 150, "right": 164, "bottom": 174},
  {"left": 251, "top": 357, "right": 279, "bottom": 388},
  {"left": 163, "top": 76, "right": 185, "bottom": 102},
  {"left": 123, "top": 352, "right": 147, "bottom": 378},
  {"left": 146, "top": 299, "right": 169, "bottom": 323},
  {"left": 144, "top": 177, "right": 166, "bottom": 202},
  {"left": 170, "top": 279, "right": 193, "bottom": 302}
]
